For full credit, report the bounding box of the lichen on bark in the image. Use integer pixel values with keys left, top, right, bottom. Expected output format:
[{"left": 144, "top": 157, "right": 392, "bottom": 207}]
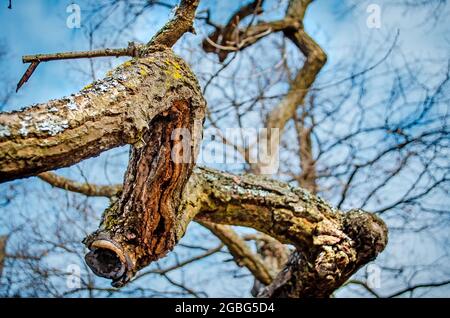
[
  {"left": 0, "top": 48, "right": 204, "bottom": 182},
  {"left": 82, "top": 50, "right": 206, "bottom": 287}
]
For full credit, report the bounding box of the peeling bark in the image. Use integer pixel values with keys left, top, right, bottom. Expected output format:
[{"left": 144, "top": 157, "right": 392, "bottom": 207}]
[{"left": 83, "top": 97, "right": 204, "bottom": 287}]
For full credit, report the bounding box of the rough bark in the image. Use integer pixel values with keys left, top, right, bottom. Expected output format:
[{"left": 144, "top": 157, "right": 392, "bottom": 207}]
[
  {"left": 83, "top": 95, "right": 204, "bottom": 287},
  {"left": 186, "top": 167, "right": 388, "bottom": 297},
  {"left": 149, "top": 0, "right": 199, "bottom": 47},
  {"left": 0, "top": 49, "right": 204, "bottom": 182}
]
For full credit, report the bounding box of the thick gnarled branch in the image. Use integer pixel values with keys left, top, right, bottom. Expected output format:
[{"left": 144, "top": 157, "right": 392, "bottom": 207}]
[
  {"left": 0, "top": 49, "right": 204, "bottom": 182},
  {"left": 81, "top": 166, "right": 387, "bottom": 295},
  {"left": 37, "top": 165, "right": 388, "bottom": 296},
  {"left": 35, "top": 163, "right": 387, "bottom": 296},
  {"left": 187, "top": 167, "right": 388, "bottom": 297}
]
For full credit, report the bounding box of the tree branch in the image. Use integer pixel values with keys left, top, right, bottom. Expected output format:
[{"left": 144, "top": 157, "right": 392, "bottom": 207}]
[
  {"left": 200, "top": 221, "right": 274, "bottom": 285},
  {"left": 1, "top": 49, "right": 205, "bottom": 182},
  {"left": 21, "top": 43, "right": 140, "bottom": 64},
  {"left": 37, "top": 172, "right": 121, "bottom": 197},
  {"left": 387, "top": 280, "right": 450, "bottom": 298},
  {"left": 202, "top": 0, "right": 326, "bottom": 174},
  {"left": 16, "top": 0, "right": 201, "bottom": 91},
  {"left": 35, "top": 170, "right": 277, "bottom": 287},
  {"left": 0, "top": 235, "right": 7, "bottom": 280},
  {"left": 188, "top": 167, "right": 388, "bottom": 297},
  {"left": 134, "top": 244, "right": 223, "bottom": 278},
  {"left": 149, "top": 0, "right": 200, "bottom": 47},
  {"left": 78, "top": 166, "right": 387, "bottom": 296}
]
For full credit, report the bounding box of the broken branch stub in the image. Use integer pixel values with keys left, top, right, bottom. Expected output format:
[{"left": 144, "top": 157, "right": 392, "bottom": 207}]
[{"left": 80, "top": 51, "right": 205, "bottom": 287}]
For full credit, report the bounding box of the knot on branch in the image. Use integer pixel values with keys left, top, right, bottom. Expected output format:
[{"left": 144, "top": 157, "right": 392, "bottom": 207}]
[{"left": 343, "top": 209, "right": 388, "bottom": 265}]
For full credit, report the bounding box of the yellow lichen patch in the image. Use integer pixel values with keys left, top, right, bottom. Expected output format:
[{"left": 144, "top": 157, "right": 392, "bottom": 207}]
[
  {"left": 123, "top": 81, "right": 137, "bottom": 90},
  {"left": 83, "top": 83, "right": 94, "bottom": 90},
  {"left": 122, "top": 60, "right": 134, "bottom": 68},
  {"left": 139, "top": 66, "right": 148, "bottom": 77},
  {"left": 144, "top": 57, "right": 156, "bottom": 63},
  {"left": 172, "top": 70, "right": 182, "bottom": 80},
  {"left": 169, "top": 60, "right": 182, "bottom": 70},
  {"left": 164, "top": 59, "right": 183, "bottom": 80}
]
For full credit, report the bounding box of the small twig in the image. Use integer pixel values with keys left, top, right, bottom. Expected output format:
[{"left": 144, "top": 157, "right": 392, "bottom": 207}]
[
  {"left": 346, "top": 279, "right": 380, "bottom": 298},
  {"left": 38, "top": 172, "right": 121, "bottom": 197},
  {"left": 16, "top": 61, "right": 39, "bottom": 92},
  {"left": 204, "top": 36, "right": 239, "bottom": 53},
  {"left": 387, "top": 280, "right": 450, "bottom": 298},
  {"left": 17, "top": 43, "right": 140, "bottom": 92},
  {"left": 22, "top": 43, "right": 139, "bottom": 64}
]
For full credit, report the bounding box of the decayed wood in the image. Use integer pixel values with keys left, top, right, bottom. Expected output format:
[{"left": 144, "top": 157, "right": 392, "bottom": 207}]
[{"left": 83, "top": 97, "right": 204, "bottom": 287}]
